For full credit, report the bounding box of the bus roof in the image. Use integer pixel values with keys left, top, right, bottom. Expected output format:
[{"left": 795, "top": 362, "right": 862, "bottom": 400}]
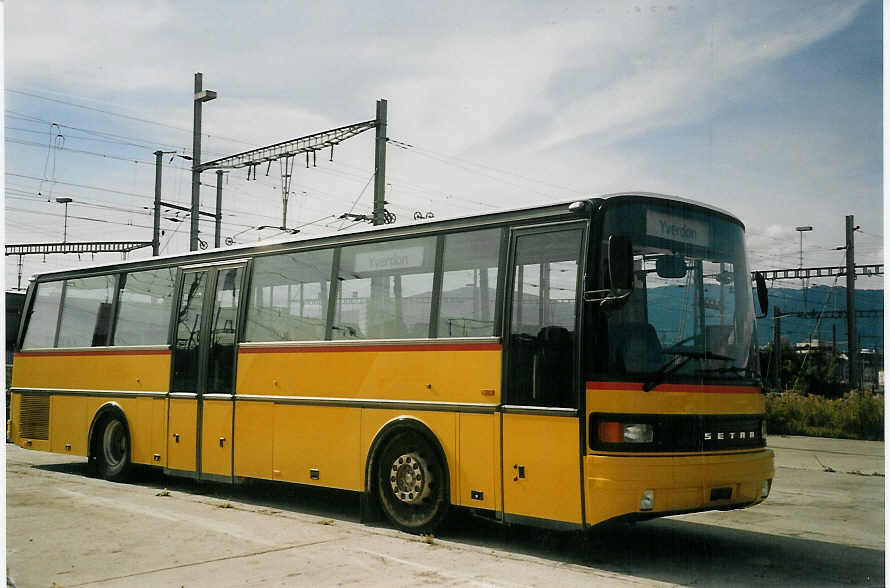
[{"left": 23, "top": 192, "right": 742, "bottom": 282}]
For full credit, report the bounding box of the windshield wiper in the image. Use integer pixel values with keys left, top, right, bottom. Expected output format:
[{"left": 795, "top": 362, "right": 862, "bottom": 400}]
[{"left": 642, "top": 350, "right": 732, "bottom": 392}]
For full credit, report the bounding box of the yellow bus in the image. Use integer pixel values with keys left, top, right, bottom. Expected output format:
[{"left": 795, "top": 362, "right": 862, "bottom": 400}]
[{"left": 9, "top": 193, "right": 773, "bottom": 532}]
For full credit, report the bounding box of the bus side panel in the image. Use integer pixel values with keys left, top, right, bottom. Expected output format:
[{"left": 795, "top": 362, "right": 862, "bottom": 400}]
[
  {"left": 151, "top": 398, "right": 168, "bottom": 467},
  {"left": 273, "top": 405, "right": 362, "bottom": 489},
  {"left": 361, "top": 410, "right": 458, "bottom": 504},
  {"left": 119, "top": 398, "right": 159, "bottom": 465},
  {"left": 233, "top": 400, "right": 274, "bottom": 480},
  {"left": 167, "top": 398, "right": 197, "bottom": 471},
  {"left": 201, "top": 400, "right": 233, "bottom": 476},
  {"left": 236, "top": 347, "right": 501, "bottom": 405},
  {"left": 49, "top": 395, "right": 88, "bottom": 456},
  {"left": 501, "top": 413, "right": 582, "bottom": 524},
  {"left": 457, "top": 412, "right": 500, "bottom": 511},
  {"left": 11, "top": 352, "right": 171, "bottom": 392}
]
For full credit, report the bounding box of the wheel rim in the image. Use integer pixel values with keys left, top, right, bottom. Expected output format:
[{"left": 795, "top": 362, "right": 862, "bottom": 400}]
[
  {"left": 389, "top": 452, "right": 432, "bottom": 504},
  {"left": 102, "top": 420, "right": 127, "bottom": 468}
]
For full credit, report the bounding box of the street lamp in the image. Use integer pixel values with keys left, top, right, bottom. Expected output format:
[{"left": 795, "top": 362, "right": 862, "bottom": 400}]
[
  {"left": 56, "top": 197, "right": 73, "bottom": 243},
  {"left": 190, "top": 72, "right": 217, "bottom": 252},
  {"left": 796, "top": 225, "right": 813, "bottom": 312}
]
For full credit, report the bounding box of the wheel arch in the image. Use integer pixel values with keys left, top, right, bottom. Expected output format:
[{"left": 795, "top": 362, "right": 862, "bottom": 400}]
[
  {"left": 87, "top": 402, "right": 131, "bottom": 464},
  {"left": 363, "top": 416, "right": 451, "bottom": 503}
]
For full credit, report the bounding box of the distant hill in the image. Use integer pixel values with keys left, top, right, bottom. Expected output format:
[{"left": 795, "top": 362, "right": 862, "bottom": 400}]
[{"left": 755, "top": 285, "right": 883, "bottom": 351}]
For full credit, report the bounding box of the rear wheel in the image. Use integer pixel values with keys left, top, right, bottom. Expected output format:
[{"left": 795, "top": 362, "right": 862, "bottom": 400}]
[
  {"left": 96, "top": 416, "right": 130, "bottom": 481},
  {"left": 376, "top": 430, "right": 448, "bottom": 533}
]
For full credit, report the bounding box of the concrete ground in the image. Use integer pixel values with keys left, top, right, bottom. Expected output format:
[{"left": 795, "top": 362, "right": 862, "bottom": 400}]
[{"left": 6, "top": 435, "right": 884, "bottom": 587}]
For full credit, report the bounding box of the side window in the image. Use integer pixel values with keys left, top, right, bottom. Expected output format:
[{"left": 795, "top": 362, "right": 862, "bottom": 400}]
[
  {"left": 334, "top": 237, "right": 436, "bottom": 339},
  {"left": 437, "top": 228, "right": 501, "bottom": 337},
  {"left": 244, "top": 249, "right": 333, "bottom": 342},
  {"left": 113, "top": 268, "right": 177, "bottom": 345},
  {"left": 57, "top": 275, "right": 116, "bottom": 348},
  {"left": 21, "top": 281, "right": 64, "bottom": 349}
]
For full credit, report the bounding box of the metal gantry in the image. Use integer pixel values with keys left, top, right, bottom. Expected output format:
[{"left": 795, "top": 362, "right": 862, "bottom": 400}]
[
  {"left": 198, "top": 119, "right": 379, "bottom": 231},
  {"left": 5, "top": 242, "right": 153, "bottom": 256},
  {"left": 752, "top": 264, "right": 883, "bottom": 281},
  {"left": 198, "top": 120, "right": 377, "bottom": 172}
]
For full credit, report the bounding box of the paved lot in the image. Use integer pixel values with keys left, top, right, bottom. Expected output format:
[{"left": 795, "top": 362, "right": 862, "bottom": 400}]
[{"left": 6, "top": 436, "right": 884, "bottom": 587}]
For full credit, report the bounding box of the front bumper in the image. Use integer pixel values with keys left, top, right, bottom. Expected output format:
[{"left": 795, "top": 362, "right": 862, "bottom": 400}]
[{"left": 584, "top": 448, "right": 775, "bottom": 526}]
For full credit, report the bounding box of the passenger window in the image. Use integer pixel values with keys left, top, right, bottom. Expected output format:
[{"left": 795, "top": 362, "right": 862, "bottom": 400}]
[
  {"left": 21, "top": 281, "right": 64, "bottom": 349},
  {"left": 334, "top": 237, "right": 436, "bottom": 339},
  {"left": 57, "top": 275, "right": 116, "bottom": 348},
  {"left": 113, "top": 268, "right": 176, "bottom": 345},
  {"left": 437, "top": 228, "right": 501, "bottom": 337},
  {"left": 244, "top": 249, "right": 333, "bottom": 342}
]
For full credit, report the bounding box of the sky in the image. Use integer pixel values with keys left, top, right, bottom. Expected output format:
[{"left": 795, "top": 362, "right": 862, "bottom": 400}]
[{"left": 2, "top": 0, "right": 884, "bottom": 296}]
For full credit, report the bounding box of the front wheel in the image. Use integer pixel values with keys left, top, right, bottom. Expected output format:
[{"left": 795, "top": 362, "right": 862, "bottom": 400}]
[
  {"left": 376, "top": 430, "right": 448, "bottom": 533},
  {"left": 96, "top": 416, "right": 131, "bottom": 481}
]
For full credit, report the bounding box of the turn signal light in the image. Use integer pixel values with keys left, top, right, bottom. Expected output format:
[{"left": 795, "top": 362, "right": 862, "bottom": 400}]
[{"left": 598, "top": 422, "right": 654, "bottom": 443}]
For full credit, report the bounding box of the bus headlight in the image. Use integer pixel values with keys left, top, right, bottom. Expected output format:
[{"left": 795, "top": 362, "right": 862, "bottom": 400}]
[
  {"left": 761, "top": 479, "right": 771, "bottom": 498},
  {"left": 598, "top": 422, "right": 654, "bottom": 443}
]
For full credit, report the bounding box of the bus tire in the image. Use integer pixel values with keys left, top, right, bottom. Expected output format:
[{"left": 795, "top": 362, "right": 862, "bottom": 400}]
[
  {"left": 376, "top": 429, "right": 448, "bottom": 533},
  {"left": 96, "top": 415, "right": 131, "bottom": 481}
]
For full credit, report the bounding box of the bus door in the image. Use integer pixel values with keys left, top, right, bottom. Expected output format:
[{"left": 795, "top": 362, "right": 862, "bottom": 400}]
[
  {"left": 501, "top": 223, "right": 585, "bottom": 526},
  {"left": 168, "top": 262, "right": 245, "bottom": 481}
]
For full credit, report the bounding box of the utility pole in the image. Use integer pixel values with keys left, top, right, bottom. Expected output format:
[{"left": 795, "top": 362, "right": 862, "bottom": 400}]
[
  {"left": 153, "top": 151, "right": 165, "bottom": 256},
  {"left": 774, "top": 306, "right": 782, "bottom": 391},
  {"left": 56, "top": 197, "right": 72, "bottom": 242},
  {"left": 215, "top": 170, "right": 224, "bottom": 248},
  {"left": 372, "top": 99, "right": 388, "bottom": 226},
  {"left": 795, "top": 225, "right": 813, "bottom": 311},
  {"left": 845, "top": 215, "right": 858, "bottom": 389},
  {"left": 191, "top": 72, "right": 217, "bottom": 251}
]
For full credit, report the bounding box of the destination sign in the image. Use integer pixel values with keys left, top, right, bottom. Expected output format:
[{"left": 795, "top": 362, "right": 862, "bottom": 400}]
[
  {"left": 646, "top": 210, "right": 710, "bottom": 247},
  {"left": 354, "top": 245, "right": 426, "bottom": 273}
]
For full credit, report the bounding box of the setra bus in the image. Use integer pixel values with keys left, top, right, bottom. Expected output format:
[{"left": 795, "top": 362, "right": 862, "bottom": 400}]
[{"left": 9, "top": 192, "right": 773, "bottom": 532}]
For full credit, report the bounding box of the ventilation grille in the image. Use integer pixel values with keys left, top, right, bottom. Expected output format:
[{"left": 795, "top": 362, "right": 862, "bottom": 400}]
[{"left": 19, "top": 394, "right": 49, "bottom": 440}]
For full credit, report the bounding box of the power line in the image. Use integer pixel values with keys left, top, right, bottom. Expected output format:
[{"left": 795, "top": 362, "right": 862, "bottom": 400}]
[
  {"left": 6, "top": 88, "right": 256, "bottom": 147},
  {"left": 391, "top": 138, "right": 587, "bottom": 197}
]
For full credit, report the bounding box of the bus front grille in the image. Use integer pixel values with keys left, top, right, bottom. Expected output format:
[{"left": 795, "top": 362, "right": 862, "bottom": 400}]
[{"left": 19, "top": 394, "right": 49, "bottom": 440}]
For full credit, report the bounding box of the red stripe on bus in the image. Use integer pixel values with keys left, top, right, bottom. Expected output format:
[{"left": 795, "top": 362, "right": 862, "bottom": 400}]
[
  {"left": 586, "top": 381, "right": 759, "bottom": 394},
  {"left": 240, "top": 343, "right": 502, "bottom": 354},
  {"left": 14, "top": 349, "right": 171, "bottom": 358}
]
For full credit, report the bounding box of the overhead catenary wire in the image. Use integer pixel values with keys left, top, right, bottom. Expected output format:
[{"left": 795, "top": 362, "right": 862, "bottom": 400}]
[{"left": 6, "top": 88, "right": 254, "bottom": 147}]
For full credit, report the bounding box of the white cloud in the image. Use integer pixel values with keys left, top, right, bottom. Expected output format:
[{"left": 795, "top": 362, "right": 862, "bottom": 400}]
[{"left": 4, "top": 0, "right": 881, "bottom": 288}]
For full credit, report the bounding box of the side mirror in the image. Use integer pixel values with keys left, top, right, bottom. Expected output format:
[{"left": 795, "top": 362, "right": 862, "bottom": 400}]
[
  {"left": 608, "top": 235, "right": 634, "bottom": 292},
  {"left": 754, "top": 272, "right": 768, "bottom": 318}
]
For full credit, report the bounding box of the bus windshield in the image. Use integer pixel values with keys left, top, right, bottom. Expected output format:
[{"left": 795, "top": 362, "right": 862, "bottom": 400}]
[{"left": 600, "top": 199, "right": 759, "bottom": 386}]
